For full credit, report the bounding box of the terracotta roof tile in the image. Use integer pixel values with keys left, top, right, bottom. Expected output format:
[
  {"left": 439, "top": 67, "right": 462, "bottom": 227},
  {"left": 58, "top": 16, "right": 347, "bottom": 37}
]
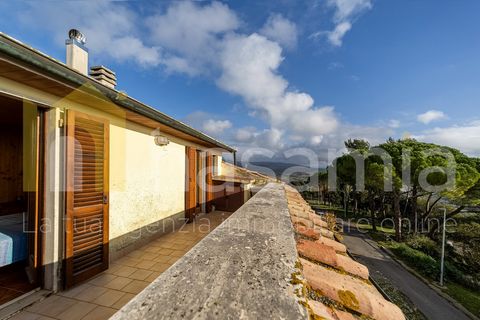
[
  {"left": 290, "top": 207, "right": 311, "bottom": 220},
  {"left": 308, "top": 300, "right": 357, "bottom": 320},
  {"left": 284, "top": 185, "right": 405, "bottom": 320},
  {"left": 291, "top": 216, "right": 314, "bottom": 228},
  {"left": 294, "top": 223, "right": 320, "bottom": 240},
  {"left": 297, "top": 239, "right": 369, "bottom": 280},
  {"left": 317, "top": 236, "right": 347, "bottom": 253},
  {"left": 301, "top": 258, "right": 404, "bottom": 320},
  {"left": 309, "top": 212, "right": 329, "bottom": 228},
  {"left": 297, "top": 239, "right": 338, "bottom": 266}
]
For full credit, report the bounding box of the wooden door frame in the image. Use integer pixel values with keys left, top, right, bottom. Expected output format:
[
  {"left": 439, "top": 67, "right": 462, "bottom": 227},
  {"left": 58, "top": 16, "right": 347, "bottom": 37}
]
[{"left": 34, "top": 106, "right": 47, "bottom": 286}]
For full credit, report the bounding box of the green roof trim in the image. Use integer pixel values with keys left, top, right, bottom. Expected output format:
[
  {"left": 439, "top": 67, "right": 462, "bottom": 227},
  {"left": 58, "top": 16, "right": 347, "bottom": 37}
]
[{"left": 0, "top": 32, "right": 236, "bottom": 153}]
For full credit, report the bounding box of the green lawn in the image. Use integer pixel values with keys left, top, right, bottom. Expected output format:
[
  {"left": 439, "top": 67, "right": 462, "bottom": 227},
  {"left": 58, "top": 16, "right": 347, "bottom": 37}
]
[
  {"left": 444, "top": 283, "right": 480, "bottom": 316},
  {"left": 357, "top": 223, "right": 395, "bottom": 234}
]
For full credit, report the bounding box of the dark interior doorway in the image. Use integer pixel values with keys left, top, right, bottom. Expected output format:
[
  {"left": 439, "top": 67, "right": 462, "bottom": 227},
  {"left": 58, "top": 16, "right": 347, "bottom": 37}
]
[{"left": 0, "top": 94, "right": 42, "bottom": 306}]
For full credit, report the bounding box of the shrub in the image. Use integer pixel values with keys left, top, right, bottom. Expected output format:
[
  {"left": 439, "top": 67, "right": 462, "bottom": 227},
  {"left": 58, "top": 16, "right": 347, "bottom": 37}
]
[
  {"left": 385, "top": 241, "right": 476, "bottom": 288},
  {"left": 387, "top": 242, "right": 439, "bottom": 278},
  {"left": 406, "top": 235, "right": 439, "bottom": 258}
]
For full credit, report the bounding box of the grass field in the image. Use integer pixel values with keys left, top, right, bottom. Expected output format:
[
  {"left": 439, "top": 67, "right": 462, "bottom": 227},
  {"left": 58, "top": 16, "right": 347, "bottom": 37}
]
[{"left": 444, "top": 283, "right": 480, "bottom": 316}]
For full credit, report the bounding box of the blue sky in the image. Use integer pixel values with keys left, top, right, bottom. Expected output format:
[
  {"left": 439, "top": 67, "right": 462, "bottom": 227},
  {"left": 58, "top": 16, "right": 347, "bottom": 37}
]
[{"left": 1, "top": 0, "right": 480, "bottom": 164}]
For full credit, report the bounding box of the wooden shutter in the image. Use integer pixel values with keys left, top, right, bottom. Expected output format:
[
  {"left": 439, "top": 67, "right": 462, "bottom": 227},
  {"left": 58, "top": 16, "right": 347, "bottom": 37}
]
[
  {"left": 65, "top": 110, "right": 109, "bottom": 288},
  {"left": 185, "top": 147, "right": 197, "bottom": 222},
  {"left": 206, "top": 153, "right": 213, "bottom": 213}
]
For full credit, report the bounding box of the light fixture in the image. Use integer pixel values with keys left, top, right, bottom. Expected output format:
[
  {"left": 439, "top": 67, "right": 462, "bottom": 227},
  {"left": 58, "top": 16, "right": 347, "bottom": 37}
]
[{"left": 154, "top": 134, "right": 169, "bottom": 146}]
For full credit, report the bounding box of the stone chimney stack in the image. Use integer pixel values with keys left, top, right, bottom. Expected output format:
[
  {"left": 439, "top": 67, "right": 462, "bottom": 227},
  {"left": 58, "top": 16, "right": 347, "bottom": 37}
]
[
  {"left": 89, "top": 66, "right": 117, "bottom": 89},
  {"left": 66, "top": 29, "right": 88, "bottom": 75}
]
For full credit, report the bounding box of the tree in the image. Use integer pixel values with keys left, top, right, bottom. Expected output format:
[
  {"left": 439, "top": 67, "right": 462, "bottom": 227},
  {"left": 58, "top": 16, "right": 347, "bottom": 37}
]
[
  {"left": 380, "top": 139, "right": 480, "bottom": 239},
  {"left": 345, "top": 139, "right": 370, "bottom": 152}
]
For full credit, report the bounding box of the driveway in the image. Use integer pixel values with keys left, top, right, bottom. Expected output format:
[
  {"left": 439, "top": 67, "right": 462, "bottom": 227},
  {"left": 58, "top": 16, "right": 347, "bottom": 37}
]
[{"left": 342, "top": 223, "right": 470, "bottom": 320}]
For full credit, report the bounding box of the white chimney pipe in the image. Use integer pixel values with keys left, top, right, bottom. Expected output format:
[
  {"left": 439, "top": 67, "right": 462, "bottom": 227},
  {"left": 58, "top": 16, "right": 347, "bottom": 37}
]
[{"left": 66, "top": 29, "right": 88, "bottom": 75}]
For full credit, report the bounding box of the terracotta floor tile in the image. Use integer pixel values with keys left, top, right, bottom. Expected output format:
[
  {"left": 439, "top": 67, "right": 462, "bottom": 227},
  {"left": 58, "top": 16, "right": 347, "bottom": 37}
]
[
  {"left": 58, "top": 283, "right": 92, "bottom": 298},
  {"left": 81, "top": 306, "right": 117, "bottom": 320},
  {"left": 144, "top": 271, "right": 162, "bottom": 282},
  {"left": 74, "top": 285, "right": 108, "bottom": 302},
  {"left": 103, "top": 277, "right": 133, "bottom": 291},
  {"left": 87, "top": 274, "right": 118, "bottom": 287},
  {"left": 176, "top": 243, "right": 193, "bottom": 250},
  {"left": 103, "top": 263, "right": 122, "bottom": 275},
  {"left": 149, "top": 262, "right": 170, "bottom": 273},
  {"left": 156, "top": 248, "right": 174, "bottom": 256},
  {"left": 56, "top": 301, "right": 97, "bottom": 320},
  {"left": 153, "top": 255, "right": 171, "bottom": 263},
  {"left": 126, "top": 250, "right": 144, "bottom": 259},
  {"left": 135, "top": 260, "right": 156, "bottom": 270},
  {"left": 122, "top": 280, "right": 149, "bottom": 294},
  {"left": 128, "top": 269, "right": 153, "bottom": 281},
  {"left": 167, "top": 256, "right": 180, "bottom": 264},
  {"left": 157, "top": 242, "right": 176, "bottom": 250},
  {"left": 169, "top": 249, "right": 187, "bottom": 257},
  {"left": 95, "top": 289, "right": 125, "bottom": 307},
  {"left": 139, "top": 252, "right": 158, "bottom": 261},
  {"left": 27, "top": 296, "right": 76, "bottom": 317},
  {"left": 111, "top": 293, "right": 135, "bottom": 309},
  {"left": 112, "top": 266, "right": 137, "bottom": 277},
  {"left": 9, "top": 311, "right": 43, "bottom": 320},
  {"left": 142, "top": 246, "right": 160, "bottom": 254},
  {"left": 36, "top": 316, "right": 57, "bottom": 320},
  {"left": 115, "top": 257, "right": 138, "bottom": 267}
]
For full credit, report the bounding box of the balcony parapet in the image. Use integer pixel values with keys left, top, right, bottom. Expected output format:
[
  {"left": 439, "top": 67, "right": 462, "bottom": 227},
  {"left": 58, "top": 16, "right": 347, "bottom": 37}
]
[{"left": 112, "top": 182, "right": 307, "bottom": 319}]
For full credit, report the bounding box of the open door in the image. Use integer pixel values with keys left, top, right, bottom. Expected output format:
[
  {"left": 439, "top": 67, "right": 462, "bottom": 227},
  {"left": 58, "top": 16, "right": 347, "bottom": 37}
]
[
  {"left": 185, "top": 147, "right": 197, "bottom": 222},
  {"left": 65, "top": 110, "right": 109, "bottom": 288}
]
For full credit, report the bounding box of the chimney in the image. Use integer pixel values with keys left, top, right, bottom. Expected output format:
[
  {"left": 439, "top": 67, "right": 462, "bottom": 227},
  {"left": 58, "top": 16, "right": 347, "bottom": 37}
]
[
  {"left": 89, "top": 66, "right": 117, "bottom": 89},
  {"left": 66, "top": 29, "right": 88, "bottom": 75}
]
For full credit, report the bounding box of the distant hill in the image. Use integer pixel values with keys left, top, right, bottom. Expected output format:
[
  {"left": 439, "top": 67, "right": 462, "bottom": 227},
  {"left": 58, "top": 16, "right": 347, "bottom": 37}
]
[{"left": 239, "top": 161, "right": 324, "bottom": 181}]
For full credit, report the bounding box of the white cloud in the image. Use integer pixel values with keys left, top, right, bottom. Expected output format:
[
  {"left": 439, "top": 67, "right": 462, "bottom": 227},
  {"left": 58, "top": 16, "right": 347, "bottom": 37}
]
[
  {"left": 388, "top": 119, "right": 401, "bottom": 128},
  {"left": 259, "top": 14, "right": 298, "bottom": 49},
  {"left": 414, "top": 121, "right": 480, "bottom": 156},
  {"left": 146, "top": 1, "right": 239, "bottom": 75},
  {"left": 217, "top": 33, "right": 338, "bottom": 143},
  {"left": 288, "top": 107, "right": 339, "bottom": 135},
  {"left": 312, "top": 0, "right": 372, "bottom": 47},
  {"left": 202, "top": 119, "right": 232, "bottom": 135},
  {"left": 17, "top": 1, "right": 160, "bottom": 66},
  {"left": 184, "top": 111, "right": 232, "bottom": 137},
  {"left": 327, "top": 21, "right": 352, "bottom": 47},
  {"left": 417, "top": 110, "right": 447, "bottom": 124},
  {"left": 329, "top": 0, "right": 373, "bottom": 22},
  {"left": 10, "top": 1, "right": 372, "bottom": 155},
  {"left": 235, "top": 127, "right": 256, "bottom": 143}
]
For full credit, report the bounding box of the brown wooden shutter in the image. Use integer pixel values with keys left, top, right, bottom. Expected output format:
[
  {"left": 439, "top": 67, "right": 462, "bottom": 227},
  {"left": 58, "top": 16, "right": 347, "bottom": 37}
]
[
  {"left": 185, "top": 147, "right": 197, "bottom": 222},
  {"left": 65, "top": 110, "right": 109, "bottom": 288},
  {"left": 206, "top": 153, "right": 213, "bottom": 213}
]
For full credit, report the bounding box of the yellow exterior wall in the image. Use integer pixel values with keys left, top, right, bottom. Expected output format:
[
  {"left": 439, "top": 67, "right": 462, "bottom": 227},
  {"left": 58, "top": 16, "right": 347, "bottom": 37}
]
[
  {"left": 109, "top": 122, "right": 186, "bottom": 240},
  {"left": 0, "top": 76, "right": 197, "bottom": 242}
]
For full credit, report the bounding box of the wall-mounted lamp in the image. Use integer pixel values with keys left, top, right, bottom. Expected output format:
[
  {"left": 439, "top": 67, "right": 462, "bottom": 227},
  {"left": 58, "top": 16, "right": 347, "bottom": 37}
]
[{"left": 154, "top": 134, "right": 169, "bottom": 146}]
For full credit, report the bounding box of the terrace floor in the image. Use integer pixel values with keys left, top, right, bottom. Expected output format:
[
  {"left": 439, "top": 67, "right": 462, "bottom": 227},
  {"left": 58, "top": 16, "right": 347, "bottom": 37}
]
[{"left": 9, "top": 211, "right": 232, "bottom": 320}]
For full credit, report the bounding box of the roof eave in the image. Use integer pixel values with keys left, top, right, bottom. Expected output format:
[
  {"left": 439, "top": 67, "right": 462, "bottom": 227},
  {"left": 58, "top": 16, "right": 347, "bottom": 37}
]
[{"left": 0, "top": 32, "right": 236, "bottom": 153}]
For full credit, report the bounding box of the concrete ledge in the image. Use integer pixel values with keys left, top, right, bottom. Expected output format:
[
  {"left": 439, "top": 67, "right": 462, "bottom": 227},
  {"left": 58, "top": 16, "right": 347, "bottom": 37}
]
[{"left": 112, "top": 183, "right": 307, "bottom": 319}]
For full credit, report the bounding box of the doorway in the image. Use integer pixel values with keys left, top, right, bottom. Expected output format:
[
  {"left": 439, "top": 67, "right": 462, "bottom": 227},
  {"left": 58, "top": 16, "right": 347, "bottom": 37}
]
[{"left": 0, "top": 94, "right": 44, "bottom": 306}]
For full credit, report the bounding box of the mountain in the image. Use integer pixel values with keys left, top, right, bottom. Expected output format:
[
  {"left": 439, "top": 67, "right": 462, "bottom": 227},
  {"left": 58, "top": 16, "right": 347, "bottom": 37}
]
[{"left": 239, "top": 161, "right": 323, "bottom": 181}]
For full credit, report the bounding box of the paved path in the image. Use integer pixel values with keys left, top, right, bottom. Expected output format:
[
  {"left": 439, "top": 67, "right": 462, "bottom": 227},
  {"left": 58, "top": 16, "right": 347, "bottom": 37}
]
[{"left": 342, "top": 223, "right": 470, "bottom": 320}]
